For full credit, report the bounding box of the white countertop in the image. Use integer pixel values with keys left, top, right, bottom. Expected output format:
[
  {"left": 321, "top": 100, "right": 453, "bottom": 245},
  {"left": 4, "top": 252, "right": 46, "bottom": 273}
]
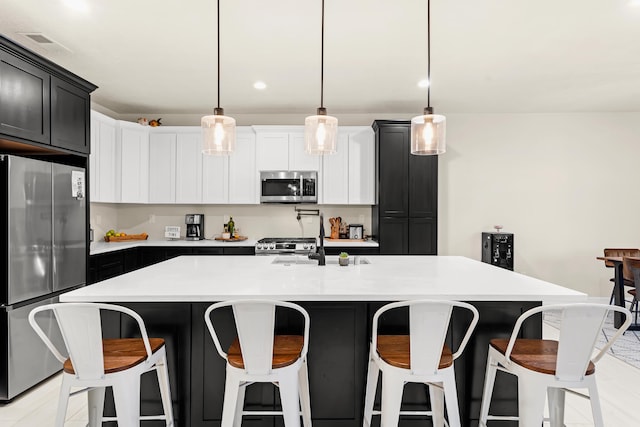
[
  {"left": 90, "top": 238, "right": 378, "bottom": 255},
  {"left": 63, "top": 255, "right": 585, "bottom": 303}
]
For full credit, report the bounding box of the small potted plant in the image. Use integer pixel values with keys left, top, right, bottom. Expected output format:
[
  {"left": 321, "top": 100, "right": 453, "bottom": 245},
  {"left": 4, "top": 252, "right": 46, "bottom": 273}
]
[{"left": 339, "top": 252, "right": 349, "bottom": 266}]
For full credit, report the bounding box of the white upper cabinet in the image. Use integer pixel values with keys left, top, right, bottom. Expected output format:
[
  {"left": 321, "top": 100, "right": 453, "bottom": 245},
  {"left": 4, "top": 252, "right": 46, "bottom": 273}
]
[
  {"left": 175, "top": 130, "right": 203, "bottom": 204},
  {"left": 119, "top": 122, "right": 149, "bottom": 203},
  {"left": 288, "top": 131, "right": 320, "bottom": 171},
  {"left": 229, "top": 127, "right": 257, "bottom": 204},
  {"left": 90, "top": 111, "right": 118, "bottom": 203},
  {"left": 202, "top": 146, "right": 229, "bottom": 205},
  {"left": 256, "top": 131, "right": 289, "bottom": 171},
  {"left": 148, "top": 133, "right": 176, "bottom": 203},
  {"left": 254, "top": 126, "right": 320, "bottom": 172},
  {"left": 347, "top": 127, "right": 375, "bottom": 204},
  {"left": 89, "top": 112, "right": 371, "bottom": 206},
  {"left": 322, "top": 131, "right": 350, "bottom": 204},
  {"left": 322, "top": 126, "right": 375, "bottom": 205}
]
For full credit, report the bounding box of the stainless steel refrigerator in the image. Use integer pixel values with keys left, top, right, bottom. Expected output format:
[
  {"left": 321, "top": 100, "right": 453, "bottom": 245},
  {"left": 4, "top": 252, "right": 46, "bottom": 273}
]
[{"left": 1, "top": 155, "right": 86, "bottom": 401}]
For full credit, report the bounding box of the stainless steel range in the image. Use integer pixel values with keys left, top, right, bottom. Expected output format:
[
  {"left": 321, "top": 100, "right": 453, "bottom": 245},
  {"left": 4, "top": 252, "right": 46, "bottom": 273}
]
[{"left": 255, "top": 237, "right": 316, "bottom": 255}]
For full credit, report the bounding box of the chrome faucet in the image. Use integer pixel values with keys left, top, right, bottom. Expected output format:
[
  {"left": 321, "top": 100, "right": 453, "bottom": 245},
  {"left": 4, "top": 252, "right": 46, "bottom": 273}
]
[{"left": 308, "top": 212, "right": 326, "bottom": 266}]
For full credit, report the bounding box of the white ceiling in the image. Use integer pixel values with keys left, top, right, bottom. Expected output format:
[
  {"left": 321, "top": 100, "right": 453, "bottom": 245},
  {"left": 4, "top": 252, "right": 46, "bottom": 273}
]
[{"left": 1, "top": 0, "right": 639, "bottom": 122}]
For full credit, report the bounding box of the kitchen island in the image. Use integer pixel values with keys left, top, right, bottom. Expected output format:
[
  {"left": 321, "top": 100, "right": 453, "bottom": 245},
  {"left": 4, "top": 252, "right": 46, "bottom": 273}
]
[{"left": 62, "top": 255, "right": 584, "bottom": 427}]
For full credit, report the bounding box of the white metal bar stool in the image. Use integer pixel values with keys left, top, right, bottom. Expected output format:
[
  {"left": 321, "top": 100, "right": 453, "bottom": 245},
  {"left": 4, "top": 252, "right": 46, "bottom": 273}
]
[
  {"left": 29, "top": 302, "right": 174, "bottom": 427},
  {"left": 362, "top": 300, "right": 479, "bottom": 427},
  {"left": 479, "top": 303, "right": 631, "bottom": 427},
  {"left": 204, "top": 299, "right": 312, "bottom": 427}
]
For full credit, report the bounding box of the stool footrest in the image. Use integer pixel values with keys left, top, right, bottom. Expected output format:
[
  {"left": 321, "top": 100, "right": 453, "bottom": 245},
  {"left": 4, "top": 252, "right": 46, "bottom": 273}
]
[
  {"left": 486, "top": 415, "right": 519, "bottom": 421},
  {"left": 240, "top": 410, "right": 304, "bottom": 416},
  {"left": 102, "top": 415, "right": 170, "bottom": 421}
]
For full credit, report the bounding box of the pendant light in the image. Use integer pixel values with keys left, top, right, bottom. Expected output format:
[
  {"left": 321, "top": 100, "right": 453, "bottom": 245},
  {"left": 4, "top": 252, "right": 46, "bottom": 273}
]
[
  {"left": 201, "top": 0, "right": 235, "bottom": 155},
  {"left": 305, "top": 0, "right": 338, "bottom": 155},
  {"left": 411, "top": 0, "right": 446, "bottom": 155}
]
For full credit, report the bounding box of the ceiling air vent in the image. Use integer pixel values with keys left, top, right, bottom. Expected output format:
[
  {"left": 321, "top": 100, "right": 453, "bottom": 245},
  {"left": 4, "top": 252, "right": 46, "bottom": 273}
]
[{"left": 17, "top": 32, "right": 72, "bottom": 54}]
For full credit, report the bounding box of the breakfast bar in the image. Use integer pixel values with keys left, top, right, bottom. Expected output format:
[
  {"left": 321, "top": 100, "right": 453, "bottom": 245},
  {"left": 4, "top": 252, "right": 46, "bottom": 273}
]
[{"left": 61, "top": 255, "right": 585, "bottom": 427}]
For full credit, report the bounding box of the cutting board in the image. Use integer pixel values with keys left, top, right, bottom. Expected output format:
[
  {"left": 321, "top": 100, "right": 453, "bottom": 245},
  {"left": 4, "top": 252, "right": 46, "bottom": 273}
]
[
  {"left": 214, "top": 236, "right": 248, "bottom": 242},
  {"left": 104, "top": 233, "right": 149, "bottom": 242},
  {"left": 325, "top": 238, "right": 366, "bottom": 242}
]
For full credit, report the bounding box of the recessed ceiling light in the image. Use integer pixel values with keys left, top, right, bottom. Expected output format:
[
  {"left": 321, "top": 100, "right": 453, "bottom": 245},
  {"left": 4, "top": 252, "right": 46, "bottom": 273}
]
[
  {"left": 62, "top": 0, "right": 89, "bottom": 13},
  {"left": 417, "top": 79, "right": 430, "bottom": 89},
  {"left": 253, "top": 81, "right": 267, "bottom": 90}
]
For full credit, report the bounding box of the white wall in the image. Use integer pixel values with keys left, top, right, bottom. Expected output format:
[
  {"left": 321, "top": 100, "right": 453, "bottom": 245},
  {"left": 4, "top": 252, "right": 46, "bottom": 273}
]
[
  {"left": 91, "top": 111, "right": 640, "bottom": 298},
  {"left": 441, "top": 112, "right": 640, "bottom": 297},
  {"left": 91, "top": 204, "right": 372, "bottom": 242}
]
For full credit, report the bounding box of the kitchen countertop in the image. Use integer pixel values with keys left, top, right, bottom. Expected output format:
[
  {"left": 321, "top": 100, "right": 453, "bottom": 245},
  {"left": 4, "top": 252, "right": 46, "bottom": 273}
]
[
  {"left": 63, "top": 255, "right": 584, "bottom": 303},
  {"left": 89, "top": 238, "right": 379, "bottom": 255}
]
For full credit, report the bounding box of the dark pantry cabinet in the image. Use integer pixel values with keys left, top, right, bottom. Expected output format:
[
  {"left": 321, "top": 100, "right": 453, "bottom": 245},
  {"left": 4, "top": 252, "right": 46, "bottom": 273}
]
[{"left": 372, "top": 120, "right": 438, "bottom": 255}]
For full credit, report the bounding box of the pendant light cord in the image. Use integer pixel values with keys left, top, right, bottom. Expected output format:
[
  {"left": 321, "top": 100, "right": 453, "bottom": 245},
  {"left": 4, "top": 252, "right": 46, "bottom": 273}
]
[
  {"left": 217, "top": 0, "right": 221, "bottom": 110},
  {"left": 320, "top": 0, "right": 325, "bottom": 109},
  {"left": 427, "top": 0, "right": 431, "bottom": 109}
]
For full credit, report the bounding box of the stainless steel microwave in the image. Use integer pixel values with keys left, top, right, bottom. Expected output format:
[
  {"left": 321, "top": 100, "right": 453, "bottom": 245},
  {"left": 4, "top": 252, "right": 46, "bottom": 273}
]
[{"left": 260, "top": 171, "right": 318, "bottom": 203}]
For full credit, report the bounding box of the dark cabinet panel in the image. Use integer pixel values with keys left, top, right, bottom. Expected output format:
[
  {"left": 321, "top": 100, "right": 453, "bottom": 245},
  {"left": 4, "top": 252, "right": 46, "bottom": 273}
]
[
  {"left": 0, "top": 35, "right": 96, "bottom": 155},
  {"left": 0, "top": 52, "right": 50, "bottom": 144},
  {"left": 372, "top": 121, "right": 437, "bottom": 255},
  {"left": 324, "top": 246, "right": 379, "bottom": 256},
  {"left": 51, "top": 76, "right": 90, "bottom": 153},
  {"left": 408, "top": 217, "right": 437, "bottom": 255},
  {"left": 377, "top": 126, "right": 409, "bottom": 217},
  {"left": 90, "top": 246, "right": 256, "bottom": 284},
  {"left": 192, "top": 302, "right": 366, "bottom": 427},
  {"left": 222, "top": 246, "right": 254, "bottom": 255},
  {"left": 408, "top": 154, "right": 438, "bottom": 218},
  {"left": 378, "top": 217, "right": 408, "bottom": 255}
]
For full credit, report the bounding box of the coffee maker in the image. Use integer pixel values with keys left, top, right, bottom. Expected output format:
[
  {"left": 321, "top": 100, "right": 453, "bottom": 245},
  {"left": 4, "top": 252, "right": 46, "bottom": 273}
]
[{"left": 185, "top": 214, "right": 205, "bottom": 240}]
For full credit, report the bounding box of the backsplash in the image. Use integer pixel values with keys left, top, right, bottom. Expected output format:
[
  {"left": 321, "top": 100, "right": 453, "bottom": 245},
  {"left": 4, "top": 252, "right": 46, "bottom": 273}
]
[{"left": 90, "top": 203, "right": 372, "bottom": 241}]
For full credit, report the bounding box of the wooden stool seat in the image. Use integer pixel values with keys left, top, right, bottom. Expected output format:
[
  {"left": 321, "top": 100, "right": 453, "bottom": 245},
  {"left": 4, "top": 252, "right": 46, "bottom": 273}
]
[
  {"left": 490, "top": 338, "right": 595, "bottom": 376},
  {"left": 63, "top": 338, "right": 165, "bottom": 375},
  {"left": 227, "top": 335, "right": 304, "bottom": 369},
  {"left": 376, "top": 335, "right": 453, "bottom": 369}
]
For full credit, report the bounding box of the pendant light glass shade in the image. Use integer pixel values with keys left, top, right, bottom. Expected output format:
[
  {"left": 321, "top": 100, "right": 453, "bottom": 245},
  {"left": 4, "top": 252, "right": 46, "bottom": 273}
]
[
  {"left": 411, "top": 108, "right": 446, "bottom": 155},
  {"left": 202, "top": 0, "right": 235, "bottom": 155},
  {"left": 305, "top": 108, "right": 338, "bottom": 155},
  {"left": 411, "top": 0, "right": 446, "bottom": 156},
  {"left": 202, "top": 108, "right": 236, "bottom": 155},
  {"left": 305, "top": 0, "right": 337, "bottom": 155}
]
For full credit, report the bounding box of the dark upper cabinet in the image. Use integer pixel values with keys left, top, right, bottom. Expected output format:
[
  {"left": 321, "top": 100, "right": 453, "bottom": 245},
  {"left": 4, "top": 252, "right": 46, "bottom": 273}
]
[
  {"left": 51, "top": 76, "right": 90, "bottom": 153},
  {"left": 0, "top": 51, "right": 50, "bottom": 144},
  {"left": 408, "top": 153, "right": 438, "bottom": 218},
  {"left": 378, "top": 125, "right": 409, "bottom": 217},
  {"left": 373, "top": 120, "right": 438, "bottom": 255},
  {"left": 0, "top": 35, "right": 96, "bottom": 155}
]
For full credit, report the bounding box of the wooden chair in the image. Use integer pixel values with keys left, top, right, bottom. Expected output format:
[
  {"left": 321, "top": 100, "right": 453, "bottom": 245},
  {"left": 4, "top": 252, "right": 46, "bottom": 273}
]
[
  {"left": 204, "top": 300, "right": 311, "bottom": 427},
  {"left": 28, "top": 302, "right": 174, "bottom": 427},
  {"left": 624, "top": 256, "right": 640, "bottom": 323},
  {"left": 479, "top": 303, "right": 631, "bottom": 427},
  {"left": 603, "top": 248, "right": 640, "bottom": 303},
  {"left": 362, "top": 300, "right": 479, "bottom": 427}
]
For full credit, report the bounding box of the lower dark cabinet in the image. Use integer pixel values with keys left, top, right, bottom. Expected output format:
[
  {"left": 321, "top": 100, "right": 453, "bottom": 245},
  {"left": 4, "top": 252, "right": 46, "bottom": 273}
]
[
  {"left": 324, "top": 246, "right": 379, "bottom": 256},
  {"left": 98, "top": 300, "right": 540, "bottom": 427},
  {"left": 378, "top": 217, "right": 408, "bottom": 254},
  {"left": 408, "top": 217, "right": 437, "bottom": 255},
  {"left": 90, "top": 246, "right": 256, "bottom": 284},
  {"left": 191, "top": 302, "right": 367, "bottom": 427}
]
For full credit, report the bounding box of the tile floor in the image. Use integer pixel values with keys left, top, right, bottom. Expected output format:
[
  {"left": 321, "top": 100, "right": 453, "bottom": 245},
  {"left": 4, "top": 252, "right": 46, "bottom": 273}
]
[{"left": 1, "top": 319, "right": 639, "bottom": 426}]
